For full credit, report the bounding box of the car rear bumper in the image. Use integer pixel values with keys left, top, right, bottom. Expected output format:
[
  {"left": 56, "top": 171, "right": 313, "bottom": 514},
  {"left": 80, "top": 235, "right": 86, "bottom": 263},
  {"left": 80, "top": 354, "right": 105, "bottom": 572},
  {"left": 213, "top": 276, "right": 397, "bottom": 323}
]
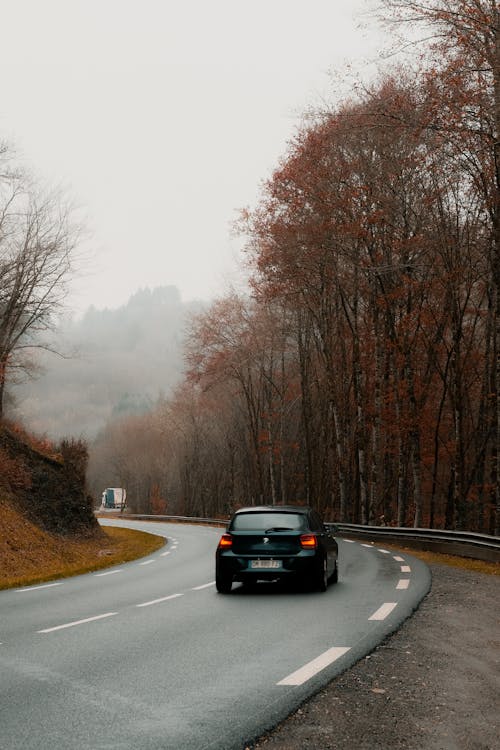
[{"left": 216, "top": 550, "right": 326, "bottom": 582}]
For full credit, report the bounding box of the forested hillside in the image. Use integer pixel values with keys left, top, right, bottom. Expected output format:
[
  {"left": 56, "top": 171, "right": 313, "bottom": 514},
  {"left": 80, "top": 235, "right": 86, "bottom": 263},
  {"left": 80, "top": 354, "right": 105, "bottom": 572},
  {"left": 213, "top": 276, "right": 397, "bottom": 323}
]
[
  {"left": 8, "top": 286, "right": 201, "bottom": 439},
  {"left": 88, "top": 2, "right": 500, "bottom": 535}
]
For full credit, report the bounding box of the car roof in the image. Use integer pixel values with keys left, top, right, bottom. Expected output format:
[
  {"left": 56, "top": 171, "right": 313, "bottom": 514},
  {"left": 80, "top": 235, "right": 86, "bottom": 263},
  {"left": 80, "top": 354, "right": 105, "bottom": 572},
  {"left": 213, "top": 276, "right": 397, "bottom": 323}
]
[{"left": 233, "top": 505, "right": 311, "bottom": 515}]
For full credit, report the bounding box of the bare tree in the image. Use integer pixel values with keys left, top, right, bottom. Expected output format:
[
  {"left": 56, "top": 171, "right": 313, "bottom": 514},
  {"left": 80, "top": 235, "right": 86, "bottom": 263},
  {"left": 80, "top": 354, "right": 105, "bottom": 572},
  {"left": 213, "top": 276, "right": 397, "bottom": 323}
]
[{"left": 0, "top": 144, "right": 79, "bottom": 416}]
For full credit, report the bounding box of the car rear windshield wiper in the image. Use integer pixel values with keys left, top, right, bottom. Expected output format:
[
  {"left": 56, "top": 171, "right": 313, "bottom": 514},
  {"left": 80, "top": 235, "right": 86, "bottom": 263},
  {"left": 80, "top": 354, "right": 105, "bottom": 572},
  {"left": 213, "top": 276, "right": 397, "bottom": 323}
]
[{"left": 264, "top": 526, "right": 295, "bottom": 533}]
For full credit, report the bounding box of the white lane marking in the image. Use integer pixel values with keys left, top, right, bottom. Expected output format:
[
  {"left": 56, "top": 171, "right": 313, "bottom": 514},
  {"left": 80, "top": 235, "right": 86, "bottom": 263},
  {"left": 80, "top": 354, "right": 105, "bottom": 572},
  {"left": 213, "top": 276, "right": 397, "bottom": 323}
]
[
  {"left": 160, "top": 551, "right": 171, "bottom": 557},
  {"left": 94, "top": 569, "right": 123, "bottom": 577},
  {"left": 378, "top": 549, "right": 390, "bottom": 554},
  {"left": 401, "top": 565, "right": 411, "bottom": 573},
  {"left": 344, "top": 539, "right": 355, "bottom": 543},
  {"left": 139, "top": 560, "right": 155, "bottom": 566},
  {"left": 136, "top": 593, "right": 184, "bottom": 608},
  {"left": 192, "top": 582, "right": 215, "bottom": 590},
  {"left": 396, "top": 579, "right": 410, "bottom": 590},
  {"left": 16, "top": 582, "right": 63, "bottom": 593},
  {"left": 38, "top": 612, "right": 117, "bottom": 633},
  {"left": 277, "top": 646, "right": 351, "bottom": 686},
  {"left": 393, "top": 555, "right": 405, "bottom": 562},
  {"left": 361, "top": 543, "right": 373, "bottom": 548},
  {"left": 368, "top": 602, "right": 397, "bottom": 621}
]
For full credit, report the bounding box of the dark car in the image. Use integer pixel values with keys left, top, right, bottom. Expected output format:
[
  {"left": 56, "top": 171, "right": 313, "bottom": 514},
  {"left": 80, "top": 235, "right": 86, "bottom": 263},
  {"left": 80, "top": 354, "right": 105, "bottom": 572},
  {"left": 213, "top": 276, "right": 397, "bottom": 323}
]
[{"left": 215, "top": 505, "right": 338, "bottom": 593}]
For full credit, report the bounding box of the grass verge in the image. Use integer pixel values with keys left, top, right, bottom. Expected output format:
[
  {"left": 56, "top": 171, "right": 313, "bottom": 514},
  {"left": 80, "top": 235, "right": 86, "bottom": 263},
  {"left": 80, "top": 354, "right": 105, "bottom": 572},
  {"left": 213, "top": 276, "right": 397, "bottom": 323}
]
[
  {"left": 0, "top": 524, "right": 165, "bottom": 590},
  {"left": 364, "top": 540, "right": 499, "bottom": 576}
]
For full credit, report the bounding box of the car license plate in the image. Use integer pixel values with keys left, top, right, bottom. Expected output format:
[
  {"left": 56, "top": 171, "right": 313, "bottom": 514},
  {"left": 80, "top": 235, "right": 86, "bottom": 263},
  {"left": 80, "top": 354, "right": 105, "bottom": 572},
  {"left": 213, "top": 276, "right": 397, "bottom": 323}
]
[{"left": 250, "top": 559, "right": 281, "bottom": 569}]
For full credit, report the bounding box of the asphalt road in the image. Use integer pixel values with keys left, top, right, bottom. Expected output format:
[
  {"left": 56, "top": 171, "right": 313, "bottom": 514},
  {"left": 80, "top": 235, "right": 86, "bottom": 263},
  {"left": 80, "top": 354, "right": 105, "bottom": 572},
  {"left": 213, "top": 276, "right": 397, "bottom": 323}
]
[{"left": 0, "top": 519, "right": 430, "bottom": 750}]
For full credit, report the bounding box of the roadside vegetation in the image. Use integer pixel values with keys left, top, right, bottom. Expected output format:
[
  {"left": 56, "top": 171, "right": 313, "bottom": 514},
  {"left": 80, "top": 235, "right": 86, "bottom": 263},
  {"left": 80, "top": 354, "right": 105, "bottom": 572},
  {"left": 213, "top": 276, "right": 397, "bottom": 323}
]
[
  {"left": 0, "top": 497, "right": 165, "bottom": 589},
  {"left": 0, "top": 420, "right": 161, "bottom": 590},
  {"left": 88, "top": 1, "right": 500, "bottom": 539}
]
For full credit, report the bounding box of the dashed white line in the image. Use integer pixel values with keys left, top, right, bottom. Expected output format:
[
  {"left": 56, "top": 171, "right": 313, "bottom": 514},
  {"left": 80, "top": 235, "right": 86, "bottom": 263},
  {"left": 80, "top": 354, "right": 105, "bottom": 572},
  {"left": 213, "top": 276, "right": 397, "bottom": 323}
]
[
  {"left": 16, "top": 582, "right": 63, "bottom": 593},
  {"left": 393, "top": 555, "right": 405, "bottom": 562},
  {"left": 136, "top": 593, "right": 184, "bottom": 608},
  {"left": 277, "top": 646, "right": 351, "bottom": 686},
  {"left": 344, "top": 539, "right": 355, "bottom": 543},
  {"left": 139, "top": 560, "right": 155, "bottom": 566},
  {"left": 94, "top": 569, "right": 123, "bottom": 577},
  {"left": 368, "top": 602, "right": 398, "bottom": 621},
  {"left": 396, "top": 579, "right": 410, "bottom": 590},
  {"left": 160, "top": 551, "right": 171, "bottom": 556},
  {"left": 361, "top": 543, "right": 373, "bottom": 548},
  {"left": 192, "top": 582, "right": 215, "bottom": 590},
  {"left": 401, "top": 565, "right": 411, "bottom": 573},
  {"left": 38, "top": 612, "right": 117, "bottom": 633},
  {"left": 378, "top": 549, "right": 390, "bottom": 554}
]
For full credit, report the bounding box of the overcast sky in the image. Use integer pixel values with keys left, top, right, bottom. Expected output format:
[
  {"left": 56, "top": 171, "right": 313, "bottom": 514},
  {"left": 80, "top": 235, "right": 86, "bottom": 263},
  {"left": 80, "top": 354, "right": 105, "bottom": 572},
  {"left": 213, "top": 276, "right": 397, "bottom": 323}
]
[{"left": 0, "top": 0, "right": 385, "bottom": 314}]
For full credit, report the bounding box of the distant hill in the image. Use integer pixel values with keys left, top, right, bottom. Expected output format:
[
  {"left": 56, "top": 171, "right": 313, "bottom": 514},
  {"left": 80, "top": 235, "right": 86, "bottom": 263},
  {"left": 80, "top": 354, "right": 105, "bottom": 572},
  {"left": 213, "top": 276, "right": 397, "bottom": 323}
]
[{"left": 7, "top": 286, "right": 203, "bottom": 439}]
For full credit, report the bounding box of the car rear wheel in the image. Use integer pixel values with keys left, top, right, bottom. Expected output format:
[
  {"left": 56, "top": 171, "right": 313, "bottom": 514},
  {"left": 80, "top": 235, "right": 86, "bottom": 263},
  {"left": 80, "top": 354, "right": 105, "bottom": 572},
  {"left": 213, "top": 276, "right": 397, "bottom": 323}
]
[
  {"left": 216, "top": 574, "right": 232, "bottom": 594},
  {"left": 316, "top": 557, "right": 328, "bottom": 592},
  {"left": 329, "top": 560, "right": 338, "bottom": 584}
]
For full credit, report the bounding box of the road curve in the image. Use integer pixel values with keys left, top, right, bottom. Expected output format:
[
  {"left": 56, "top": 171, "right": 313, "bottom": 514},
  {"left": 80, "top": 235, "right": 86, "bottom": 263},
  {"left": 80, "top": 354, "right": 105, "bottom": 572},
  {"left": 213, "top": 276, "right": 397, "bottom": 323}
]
[{"left": 0, "top": 519, "right": 430, "bottom": 750}]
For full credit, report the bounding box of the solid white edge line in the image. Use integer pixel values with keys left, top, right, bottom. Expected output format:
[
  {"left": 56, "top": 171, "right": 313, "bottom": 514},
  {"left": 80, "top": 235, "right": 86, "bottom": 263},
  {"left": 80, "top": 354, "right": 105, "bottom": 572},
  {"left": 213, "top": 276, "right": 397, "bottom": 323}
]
[
  {"left": 136, "top": 593, "right": 183, "bottom": 608},
  {"left": 38, "top": 612, "right": 117, "bottom": 633},
  {"left": 16, "top": 582, "right": 63, "bottom": 593},
  {"left": 368, "top": 602, "right": 398, "bottom": 621},
  {"left": 192, "top": 582, "right": 216, "bottom": 590},
  {"left": 94, "top": 569, "right": 123, "bottom": 577},
  {"left": 277, "top": 646, "right": 351, "bottom": 686},
  {"left": 401, "top": 565, "right": 411, "bottom": 573},
  {"left": 396, "top": 579, "right": 410, "bottom": 589}
]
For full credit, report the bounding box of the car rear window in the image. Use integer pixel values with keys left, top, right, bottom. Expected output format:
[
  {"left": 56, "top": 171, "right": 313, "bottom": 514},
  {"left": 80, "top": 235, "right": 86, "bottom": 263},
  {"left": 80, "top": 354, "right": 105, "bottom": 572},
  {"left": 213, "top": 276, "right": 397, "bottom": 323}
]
[{"left": 230, "top": 512, "right": 307, "bottom": 531}]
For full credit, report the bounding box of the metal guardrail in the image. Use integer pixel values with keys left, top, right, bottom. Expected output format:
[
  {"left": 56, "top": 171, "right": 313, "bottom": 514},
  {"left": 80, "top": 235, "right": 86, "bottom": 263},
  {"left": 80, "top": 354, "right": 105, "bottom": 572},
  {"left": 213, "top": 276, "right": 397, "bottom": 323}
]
[
  {"left": 328, "top": 523, "right": 500, "bottom": 563},
  {"left": 97, "top": 512, "right": 227, "bottom": 526},
  {"left": 96, "top": 511, "right": 500, "bottom": 563}
]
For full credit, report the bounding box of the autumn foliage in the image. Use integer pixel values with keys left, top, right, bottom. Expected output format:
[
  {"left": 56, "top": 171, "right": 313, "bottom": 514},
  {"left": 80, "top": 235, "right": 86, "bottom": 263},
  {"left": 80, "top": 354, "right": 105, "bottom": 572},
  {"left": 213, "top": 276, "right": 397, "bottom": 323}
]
[{"left": 88, "top": 1, "right": 499, "bottom": 533}]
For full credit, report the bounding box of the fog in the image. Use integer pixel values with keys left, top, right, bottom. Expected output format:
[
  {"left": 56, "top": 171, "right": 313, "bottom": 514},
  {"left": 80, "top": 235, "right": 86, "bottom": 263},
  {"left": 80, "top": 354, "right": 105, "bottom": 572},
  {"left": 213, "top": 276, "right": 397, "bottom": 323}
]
[{"left": 8, "top": 286, "right": 199, "bottom": 439}]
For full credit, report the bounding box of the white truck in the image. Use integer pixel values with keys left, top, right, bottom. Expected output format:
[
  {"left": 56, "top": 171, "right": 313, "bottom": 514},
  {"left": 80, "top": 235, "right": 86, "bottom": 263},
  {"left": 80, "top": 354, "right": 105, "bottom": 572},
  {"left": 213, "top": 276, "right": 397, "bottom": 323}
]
[{"left": 101, "top": 487, "right": 127, "bottom": 510}]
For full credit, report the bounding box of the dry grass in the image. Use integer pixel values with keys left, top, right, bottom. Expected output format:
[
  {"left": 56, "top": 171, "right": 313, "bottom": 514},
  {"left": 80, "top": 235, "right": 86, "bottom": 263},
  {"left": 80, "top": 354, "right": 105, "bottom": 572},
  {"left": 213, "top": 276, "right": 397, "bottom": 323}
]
[
  {"left": 367, "top": 540, "right": 500, "bottom": 576},
  {"left": 0, "top": 497, "right": 165, "bottom": 590}
]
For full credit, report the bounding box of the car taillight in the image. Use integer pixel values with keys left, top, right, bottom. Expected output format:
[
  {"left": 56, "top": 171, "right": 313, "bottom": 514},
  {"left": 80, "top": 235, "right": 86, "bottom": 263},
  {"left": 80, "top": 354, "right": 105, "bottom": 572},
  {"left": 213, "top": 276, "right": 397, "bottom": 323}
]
[
  {"left": 218, "top": 533, "right": 232, "bottom": 549},
  {"left": 300, "top": 534, "right": 317, "bottom": 549}
]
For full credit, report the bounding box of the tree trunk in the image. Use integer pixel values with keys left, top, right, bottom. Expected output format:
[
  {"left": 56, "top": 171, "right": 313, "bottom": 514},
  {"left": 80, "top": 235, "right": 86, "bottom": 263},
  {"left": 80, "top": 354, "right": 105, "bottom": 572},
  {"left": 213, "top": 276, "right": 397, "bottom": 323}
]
[{"left": 494, "top": 7, "right": 500, "bottom": 535}]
